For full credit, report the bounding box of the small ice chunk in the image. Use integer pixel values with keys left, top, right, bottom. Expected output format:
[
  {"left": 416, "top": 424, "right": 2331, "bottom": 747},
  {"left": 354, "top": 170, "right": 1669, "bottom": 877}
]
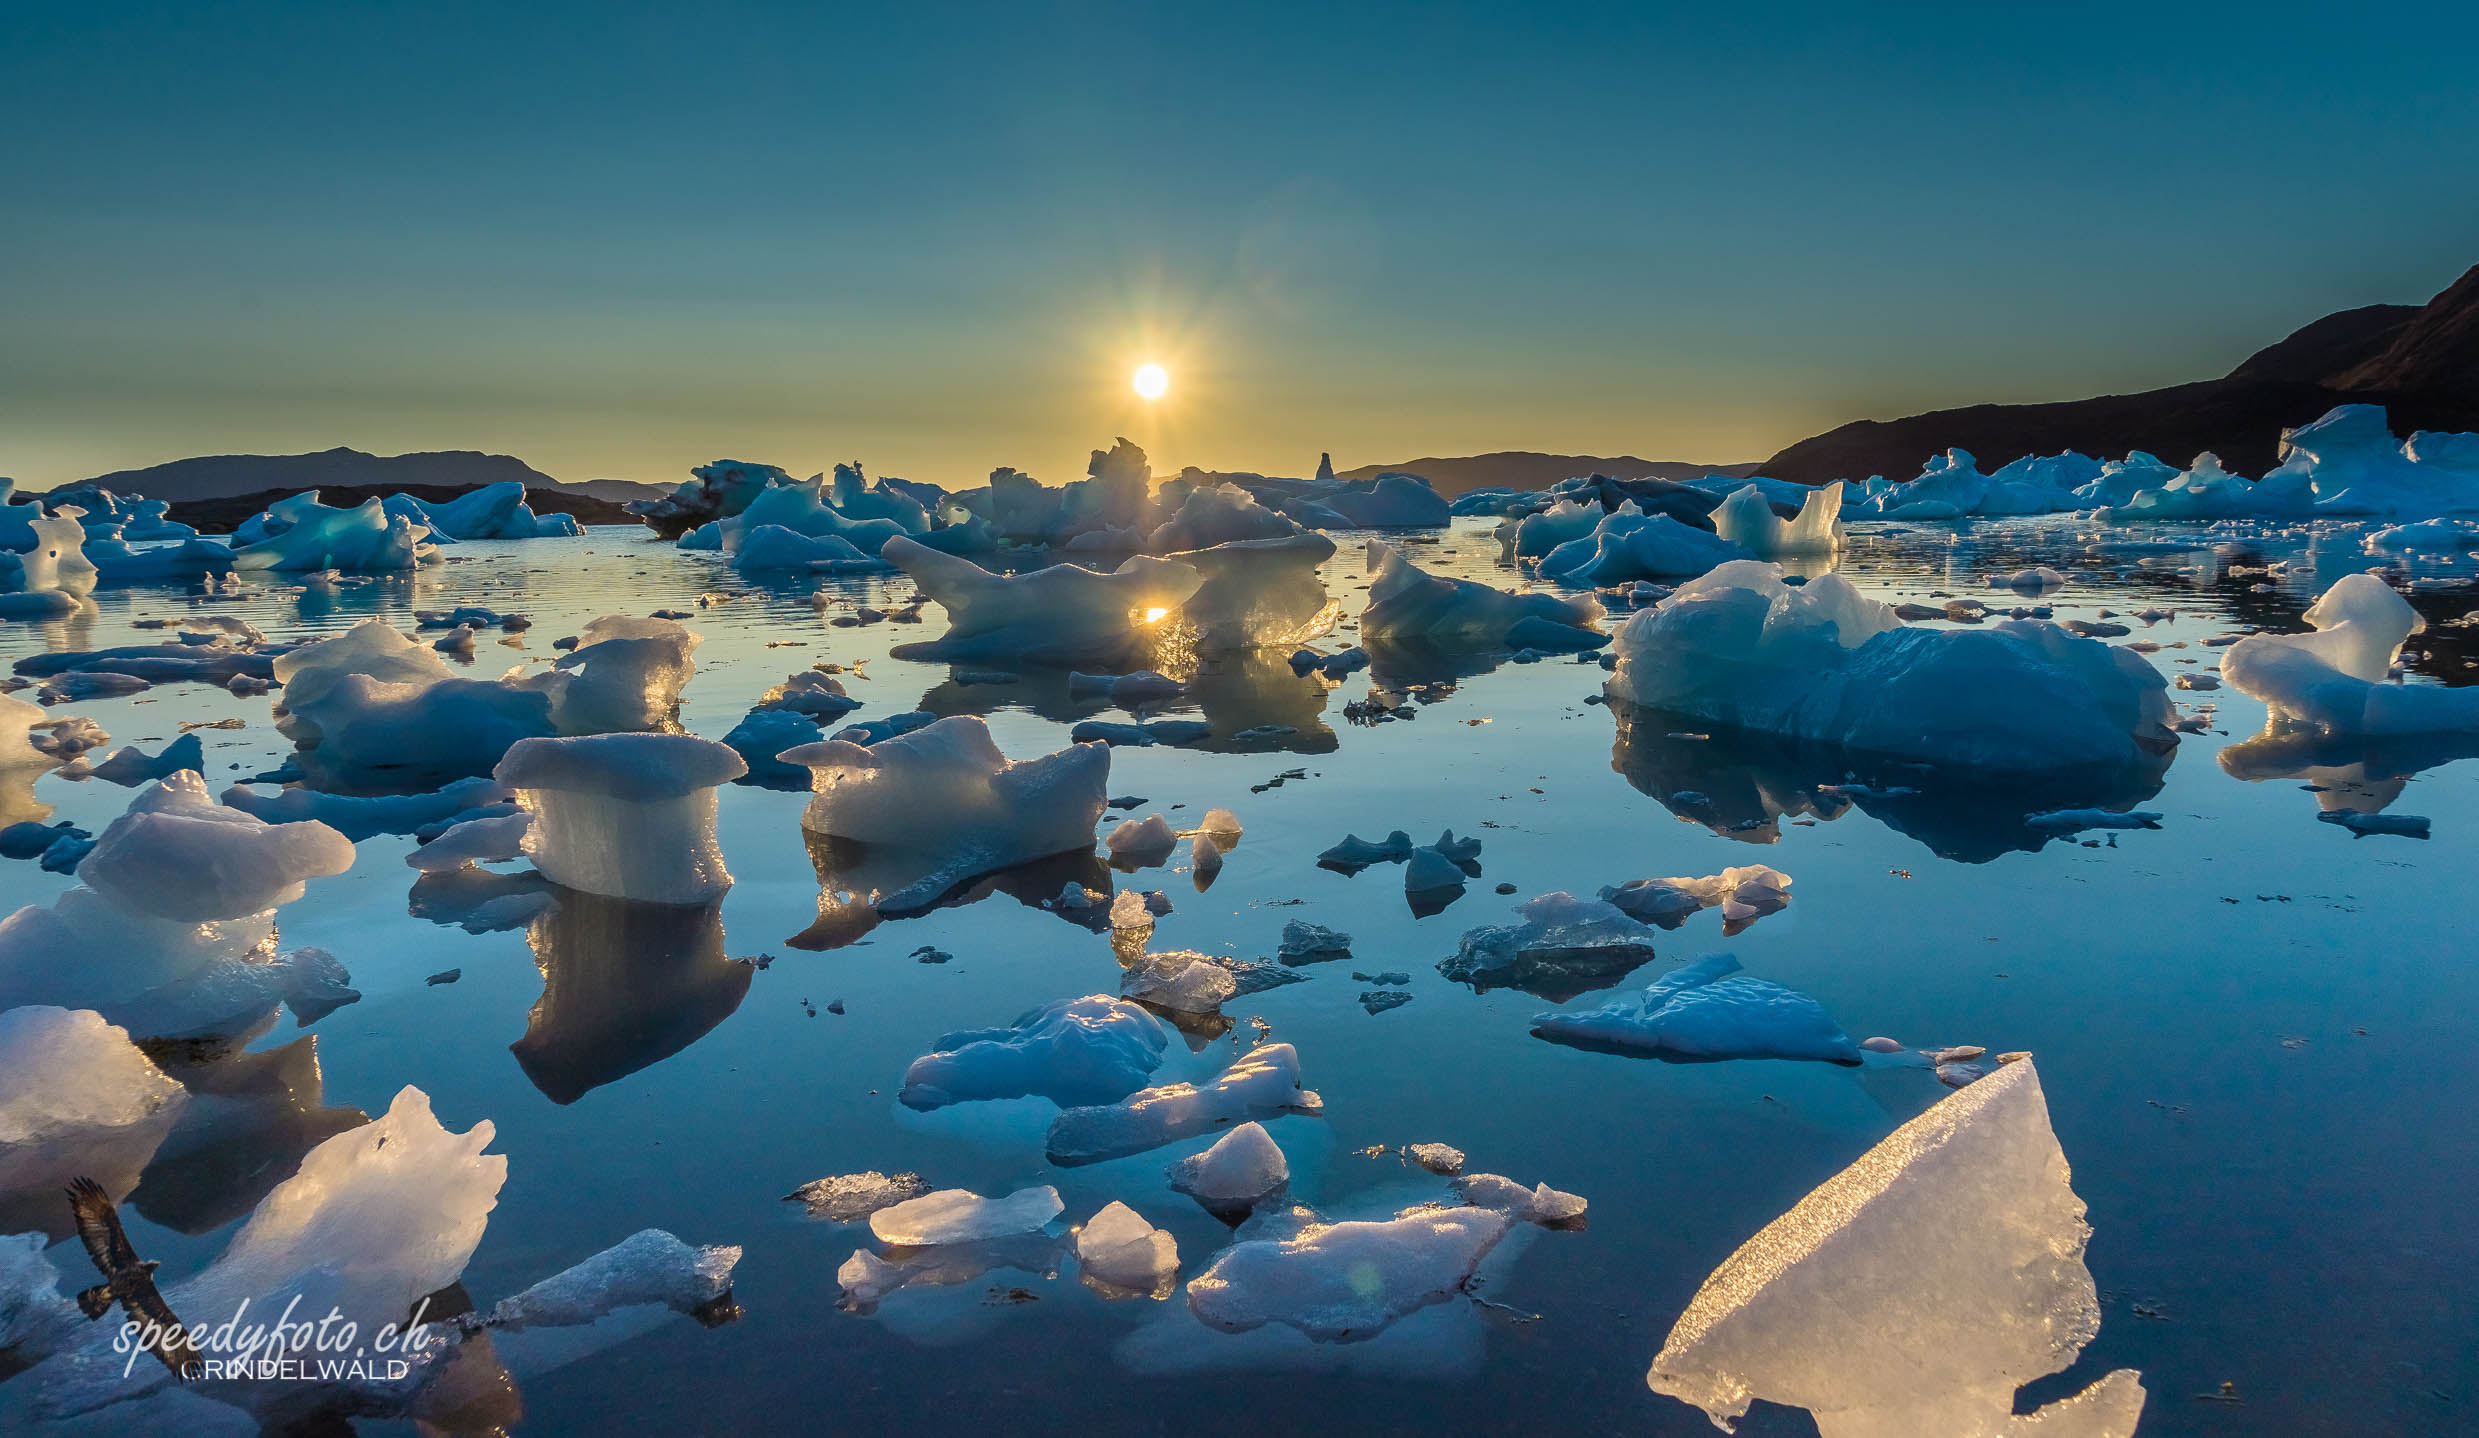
[
  {"left": 1648, "top": 1059, "right": 2146, "bottom": 1437},
  {"left": 1122, "top": 950, "right": 1239, "bottom": 1014},
  {"left": 1168, "top": 1121, "right": 1290, "bottom": 1218},
  {"left": 1440, "top": 892, "right": 1662, "bottom": 997},
  {"left": 785, "top": 1170, "right": 933, "bottom": 1221},
  {"left": 756, "top": 669, "right": 863, "bottom": 718},
  {"left": 869, "top": 1185, "right": 1064, "bottom": 1246},
  {"left": 1185, "top": 1205, "right": 1514, "bottom": 1341},
  {"left": 405, "top": 811, "right": 532, "bottom": 872},
  {"left": 469, "top": 1228, "right": 740, "bottom": 1329},
  {"left": 1189, "top": 833, "right": 1223, "bottom": 888},
  {"left": 1403, "top": 845, "right": 1466, "bottom": 894},
  {"left": 1075, "top": 1201, "right": 1179, "bottom": 1292},
  {"left": 0, "top": 1007, "right": 188, "bottom": 1226},
  {"left": 899, "top": 994, "right": 1168, "bottom": 1110},
  {"left": 2023, "top": 808, "right": 2162, "bottom": 834},
  {"left": 1107, "top": 814, "right": 1180, "bottom": 867},
  {"left": 1532, "top": 953, "right": 1860, "bottom": 1063},
  {"left": 1454, "top": 1172, "right": 1587, "bottom": 1224},
  {"left": 1405, "top": 1142, "right": 1466, "bottom": 1175},
  {"left": 1317, "top": 829, "right": 1413, "bottom": 872},
  {"left": 1049, "top": 1042, "right": 1322, "bottom": 1166},
  {"left": 2318, "top": 808, "right": 2430, "bottom": 839},
  {"left": 1276, "top": 920, "right": 1353, "bottom": 965},
  {"left": 1600, "top": 864, "right": 1793, "bottom": 933}
]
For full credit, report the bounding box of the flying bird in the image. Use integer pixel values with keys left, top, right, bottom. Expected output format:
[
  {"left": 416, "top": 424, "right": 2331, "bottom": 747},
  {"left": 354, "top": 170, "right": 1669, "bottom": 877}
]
[{"left": 65, "top": 1177, "right": 200, "bottom": 1379}]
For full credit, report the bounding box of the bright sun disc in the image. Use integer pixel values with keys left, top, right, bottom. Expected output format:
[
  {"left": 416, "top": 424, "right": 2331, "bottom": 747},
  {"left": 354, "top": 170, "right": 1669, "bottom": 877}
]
[{"left": 1132, "top": 363, "right": 1168, "bottom": 400}]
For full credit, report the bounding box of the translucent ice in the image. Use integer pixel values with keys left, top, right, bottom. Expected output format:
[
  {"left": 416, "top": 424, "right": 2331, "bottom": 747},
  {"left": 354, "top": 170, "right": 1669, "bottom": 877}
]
[
  {"left": 1049, "top": 1042, "right": 1323, "bottom": 1166},
  {"left": 2222, "top": 573, "right": 2479, "bottom": 735},
  {"left": 1107, "top": 813, "right": 1180, "bottom": 867},
  {"left": 1539, "top": 506, "right": 1751, "bottom": 583},
  {"left": 1168, "top": 1121, "right": 1291, "bottom": 1218},
  {"left": 231, "top": 492, "right": 438, "bottom": 572},
  {"left": 781, "top": 715, "right": 1107, "bottom": 912},
  {"left": 1648, "top": 1059, "right": 2145, "bottom": 1437},
  {"left": 1076, "top": 1201, "right": 1179, "bottom": 1293},
  {"left": 1600, "top": 865, "right": 1793, "bottom": 934},
  {"left": 1711, "top": 482, "right": 1843, "bottom": 556},
  {"left": 495, "top": 733, "right": 746, "bottom": 904},
  {"left": 785, "top": 1170, "right": 932, "bottom": 1221},
  {"left": 1121, "top": 950, "right": 1240, "bottom": 1015},
  {"left": 1439, "top": 892, "right": 1662, "bottom": 997},
  {"left": 470, "top": 1228, "right": 740, "bottom": 1330},
  {"left": 1532, "top": 953, "right": 1860, "bottom": 1063},
  {"left": 882, "top": 536, "right": 1204, "bottom": 664},
  {"left": 0, "top": 1007, "right": 187, "bottom": 1234},
  {"left": 1363, "top": 541, "right": 1604, "bottom": 648},
  {"left": 869, "top": 1185, "right": 1064, "bottom": 1246},
  {"left": 899, "top": 994, "right": 1169, "bottom": 1110},
  {"left": 1185, "top": 1205, "right": 1512, "bottom": 1341}
]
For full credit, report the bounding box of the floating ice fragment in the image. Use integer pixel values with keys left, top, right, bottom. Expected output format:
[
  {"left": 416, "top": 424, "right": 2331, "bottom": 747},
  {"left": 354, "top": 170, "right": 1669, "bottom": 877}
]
[
  {"left": 469, "top": 1228, "right": 740, "bottom": 1330},
  {"left": 869, "top": 1185, "right": 1064, "bottom": 1246},
  {"left": 1404, "top": 1142, "right": 1465, "bottom": 1175},
  {"left": 899, "top": 995, "right": 1168, "bottom": 1110},
  {"left": 2022, "top": 808, "right": 2162, "bottom": 833},
  {"left": 1712, "top": 483, "right": 1843, "bottom": 556},
  {"left": 1600, "top": 865, "right": 1792, "bottom": 934},
  {"left": 1317, "top": 829, "right": 1413, "bottom": 872},
  {"left": 784, "top": 1170, "right": 932, "bottom": 1221},
  {"left": 1049, "top": 1042, "right": 1322, "bottom": 1166},
  {"left": 0, "top": 1007, "right": 188, "bottom": 1234},
  {"left": 1362, "top": 541, "right": 1604, "bottom": 648},
  {"left": 2223, "top": 574, "right": 2479, "bottom": 735},
  {"left": 1122, "top": 950, "right": 1240, "bottom": 1015},
  {"left": 1648, "top": 1059, "right": 2145, "bottom": 1437},
  {"left": 1609, "top": 563, "right": 2177, "bottom": 772},
  {"left": 1277, "top": 920, "right": 1353, "bottom": 965},
  {"left": 1107, "top": 814, "right": 1180, "bottom": 867},
  {"left": 781, "top": 715, "right": 1107, "bottom": 913},
  {"left": 1075, "top": 1201, "right": 1179, "bottom": 1293},
  {"left": 495, "top": 733, "right": 745, "bottom": 904},
  {"left": 1453, "top": 1172, "right": 1587, "bottom": 1225},
  {"left": 2317, "top": 808, "right": 2430, "bottom": 839},
  {"left": 1168, "top": 1121, "right": 1291, "bottom": 1219},
  {"left": 1185, "top": 1205, "right": 1512, "bottom": 1341},
  {"left": 882, "top": 537, "right": 1203, "bottom": 664},
  {"left": 1532, "top": 953, "right": 1859, "bottom": 1064},
  {"left": 1440, "top": 892, "right": 1661, "bottom": 999}
]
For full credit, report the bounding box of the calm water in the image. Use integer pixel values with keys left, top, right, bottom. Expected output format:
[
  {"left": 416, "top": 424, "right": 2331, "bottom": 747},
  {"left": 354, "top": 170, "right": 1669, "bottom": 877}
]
[{"left": 5, "top": 518, "right": 2475, "bottom": 1436}]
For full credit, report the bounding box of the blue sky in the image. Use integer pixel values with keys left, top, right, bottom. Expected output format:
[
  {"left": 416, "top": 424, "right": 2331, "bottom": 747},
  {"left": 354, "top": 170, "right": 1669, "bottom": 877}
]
[{"left": 4, "top": 1, "right": 2475, "bottom": 489}]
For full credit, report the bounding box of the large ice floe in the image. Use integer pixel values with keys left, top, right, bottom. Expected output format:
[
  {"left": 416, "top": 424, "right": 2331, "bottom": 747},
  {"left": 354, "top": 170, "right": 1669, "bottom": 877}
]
[
  {"left": 1047, "top": 1042, "right": 1321, "bottom": 1166},
  {"left": 1606, "top": 562, "right": 2177, "bottom": 773},
  {"left": 0, "top": 773, "right": 358, "bottom": 1037},
  {"left": 2221, "top": 573, "right": 2479, "bottom": 735},
  {"left": 271, "top": 615, "right": 699, "bottom": 776},
  {"left": 898, "top": 994, "right": 1170, "bottom": 1110},
  {"left": 494, "top": 733, "right": 746, "bottom": 904},
  {"left": 231, "top": 492, "right": 439, "bottom": 571},
  {"left": 1648, "top": 1059, "right": 2145, "bottom": 1437},
  {"left": 1531, "top": 953, "right": 1859, "bottom": 1064},
  {"left": 1535, "top": 504, "right": 1752, "bottom": 583},
  {"left": 1361, "top": 541, "right": 1606, "bottom": 650},
  {"left": 780, "top": 714, "right": 1107, "bottom": 914}
]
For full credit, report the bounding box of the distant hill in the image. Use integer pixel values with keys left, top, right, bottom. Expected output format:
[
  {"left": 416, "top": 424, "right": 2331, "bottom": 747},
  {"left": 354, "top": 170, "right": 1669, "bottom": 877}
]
[
  {"left": 1328, "top": 452, "right": 1763, "bottom": 498},
  {"left": 60, "top": 446, "right": 669, "bottom": 506},
  {"left": 1764, "top": 262, "right": 2479, "bottom": 483}
]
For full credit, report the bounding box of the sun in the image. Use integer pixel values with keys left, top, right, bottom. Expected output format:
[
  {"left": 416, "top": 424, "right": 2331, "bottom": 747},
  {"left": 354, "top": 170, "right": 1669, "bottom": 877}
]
[{"left": 1132, "top": 363, "right": 1169, "bottom": 401}]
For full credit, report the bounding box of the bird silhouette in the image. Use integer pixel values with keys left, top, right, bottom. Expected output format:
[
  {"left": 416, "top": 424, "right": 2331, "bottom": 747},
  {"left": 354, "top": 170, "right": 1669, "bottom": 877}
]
[{"left": 65, "top": 1177, "right": 200, "bottom": 1379}]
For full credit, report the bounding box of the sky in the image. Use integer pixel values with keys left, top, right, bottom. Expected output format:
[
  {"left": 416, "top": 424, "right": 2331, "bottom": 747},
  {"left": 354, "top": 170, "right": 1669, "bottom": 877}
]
[{"left": 4, "top": 1, "right": 2477, "bottom": 492}]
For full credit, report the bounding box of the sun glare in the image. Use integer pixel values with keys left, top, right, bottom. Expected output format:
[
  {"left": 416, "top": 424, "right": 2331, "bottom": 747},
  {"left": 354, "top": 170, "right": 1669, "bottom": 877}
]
[{"left": 1132, "top": 363, "right": 1169, "bottom": 400}]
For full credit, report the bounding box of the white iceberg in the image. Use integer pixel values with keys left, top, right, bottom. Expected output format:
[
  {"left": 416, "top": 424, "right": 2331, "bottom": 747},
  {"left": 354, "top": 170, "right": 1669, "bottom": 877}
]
[
  {"left": 1648, "top": 1059, "right": 2145, "bottom": 1437},
  {"left": 780, "top": 715, "right": 1107, "bottom": 913},
  {"left": 2222, "top": 574, "right": 2479, "bottom": 735},
  {"left": 468, "top": 1228, "right": 739, "bottom": 1330},
  {"left": 0, "top": 1007, "right": 188, "bottom": 1234},
  {"left": 1608, "top": 562, "right": 2176, "bottom": 772},
  {"left": 494, "top": 734, "right": 746, "bottom": 904},
  {"left": 231, "top": 493, "right": 438, "bottom": 572},
  {"left": 1361, "top": 542, "right": 1605, "bottom": 649}
]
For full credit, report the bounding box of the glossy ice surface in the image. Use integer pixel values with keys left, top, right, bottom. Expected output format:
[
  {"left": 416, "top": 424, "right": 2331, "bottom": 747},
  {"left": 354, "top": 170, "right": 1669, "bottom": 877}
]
[{"left": 2, "top": 516, "right": 2473, "bottom": 1435}]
